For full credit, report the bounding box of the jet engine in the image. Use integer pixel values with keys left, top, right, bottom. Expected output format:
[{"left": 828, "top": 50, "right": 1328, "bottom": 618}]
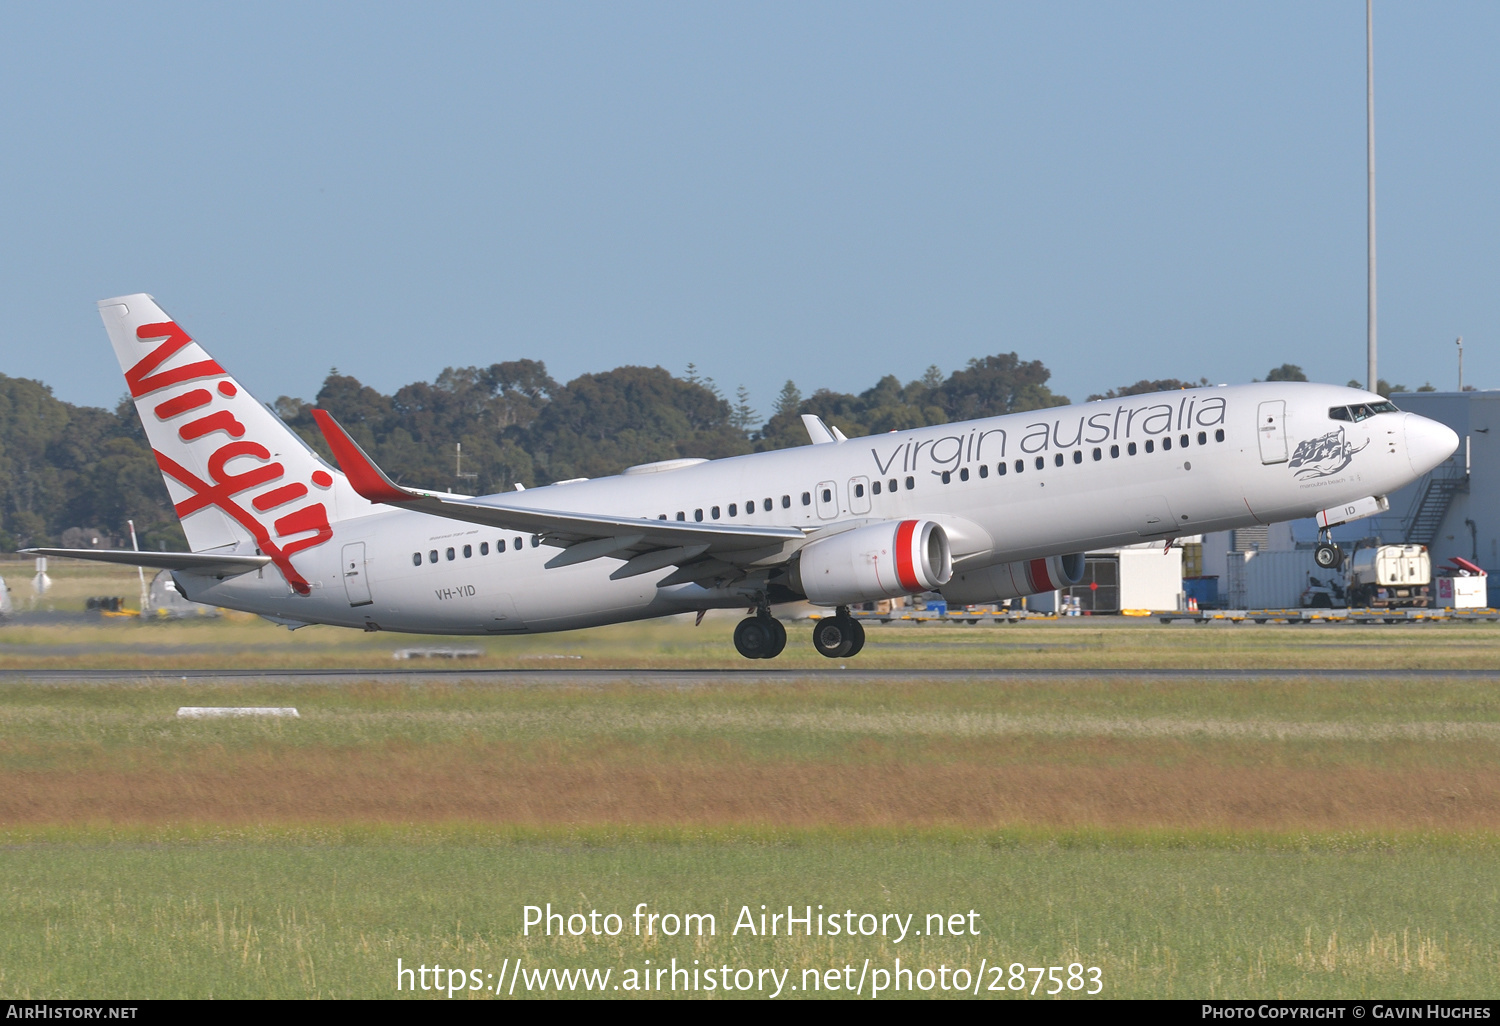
[
  {"left": 793, "top": 519, "right": 952, "bottom": 606},
  {"left": 940, "top": 552, "right": 1086, "bottom": 604}
]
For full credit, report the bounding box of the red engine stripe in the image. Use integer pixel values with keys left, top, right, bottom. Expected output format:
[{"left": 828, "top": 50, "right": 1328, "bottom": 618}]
[
  {"left": 895, "top": 520, "right": 921, "bottom": 591},
  {"left": 1028, "top": 557, "right": 1054, "bottom": 592}
]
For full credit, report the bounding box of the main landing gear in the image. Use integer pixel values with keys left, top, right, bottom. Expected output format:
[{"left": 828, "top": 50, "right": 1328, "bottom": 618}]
[
  {"left": 1313, "top": 528, "right": 1343, "bottom": 570},
  {"left": 812, "top": 607, "right": 865, "bottom": 659},
  {"left": 732, "top": 605, "right": 866, "bottom": 659},
  {"left": 733, "top": 610, "right": 787, "bottom": 659}
]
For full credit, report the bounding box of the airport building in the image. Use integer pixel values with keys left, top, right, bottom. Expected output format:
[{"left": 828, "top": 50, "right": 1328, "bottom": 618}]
[
  {"left": 1196, "top": 391, "right": 1498, "bottom": 609},
  {"left": 1356, "top": 391, "right": 1500, "bottom": 603}
]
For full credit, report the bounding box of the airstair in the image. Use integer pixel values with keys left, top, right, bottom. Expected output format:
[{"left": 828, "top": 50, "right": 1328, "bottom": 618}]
[{"left": 1402, "top": 462, "right": 1468, "bottom": 546}]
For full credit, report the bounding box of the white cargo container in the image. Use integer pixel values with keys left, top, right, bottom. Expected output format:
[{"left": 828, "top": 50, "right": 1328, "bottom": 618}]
[
  {"left": 1223, "top": 550, "right": 1319, "bottom": 609},
  {"left": 1435, "top": 575, "right": 1487, "bottom": 609},
  {"left": 1048, "top": 545, "right": 1183, "bottom": 613}
]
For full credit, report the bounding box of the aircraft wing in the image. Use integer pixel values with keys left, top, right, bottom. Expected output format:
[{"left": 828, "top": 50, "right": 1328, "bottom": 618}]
[
  {"left": 311, "top": 410, "right": 806, "bottom": 583},
  {"left": 20, "top": 548, "right": 271, "bottom": 578}
]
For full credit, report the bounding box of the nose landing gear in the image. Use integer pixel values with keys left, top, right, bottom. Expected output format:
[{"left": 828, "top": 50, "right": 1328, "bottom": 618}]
[
  {"left": 812, "top": 607, "right": 865, "bottom": 659},
  {"left": 1314, "top": 529, "right": 1343, "bottom": 570}
]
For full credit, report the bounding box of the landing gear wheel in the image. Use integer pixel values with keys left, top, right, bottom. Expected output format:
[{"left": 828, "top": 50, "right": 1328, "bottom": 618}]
[
  {"left": 844, "top": 617, "right": 865, "bottom": 657},
  {"left": 762, "top": 616, "right": 787, "bottom": 658},
  {"left": 812, "top": 615, "right": 862, "bottom": 659},
  {"left": 1314, "top": 543, "right": 1343, "bottom": 569},
  {"left": 734, "top": 616, "right": 776, "bottom": 659}
]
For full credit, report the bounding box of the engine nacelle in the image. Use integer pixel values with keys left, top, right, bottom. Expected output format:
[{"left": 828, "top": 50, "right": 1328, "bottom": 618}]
[
  {"left": 940, "top": 552, "right": 1086, "bottom": 604},
  {"left": 794, "top": 519, "right": 952, "bottom": 606}
]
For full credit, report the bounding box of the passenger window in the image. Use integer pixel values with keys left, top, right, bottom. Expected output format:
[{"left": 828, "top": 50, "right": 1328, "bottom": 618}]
[
  {"left": 1035, "top": 456, "right": 1045, "bottom": 470},
  {"left": 1145, "top": 440, "right": 1155, "bottom": 453},
  {"left": 412, "top": 553, "right": 421, "bottom": 567},
  {"left": 997, "top": 462, "right": 1007, "bottom": 476},
  {"left": 480, "top": 542, "right": 489, "bottom": 555},
  {"left": 1215, "top": 429, "right": 1225, "bottom": 442},
  {"left": 1092, "top": 448, "right": 1102, "bottom": 461},
  {"left": 1128, "top": 442, "right": 1138, "bottom": 455},
  {"left": 695, "top": 509, "right": 704, "bottom": 522},
  {"left": 497, "top": 539, "right": 506, "bottom": 552},
  {"left": 1072, "top": 451, "right": 1082, "bottom": 464},
  {"left": 711, "top": 506, "right": 720, "bottom": 520},
  {"left": 960, "top": 467, "right": 970, "bottom": 481},
  {"left": 1110, "top": 444, "right": 1120, "bottom": 458},
  {"left": 429, "top": 550, "right": 438, "bottom": 564},
  {"left": 658, "top": 514, "right": 667, "bottom": 520},
  {"left": 531, "top": 536, "right": 539, "bottom": 547},
  {"left": 676, "top": 512, "right": 685, "bottom": 521},
  {"left": 446, "top": 547, "right": 455, "bottom": 561},
  {"left": 463, "top": 544, "right": 472, "bottom": 558},
  {"left": 1014, "top": 460, "right": 1024, "bottom": 474},
  {"left": 889, "top": 478, "right": 899, "bottom": 491},
  {"left": 978, "top": 465, "right": 989, "bottom": 479},
  {"left": 872, "top": 480, "right": 883, "bottom": 494},
  {"left": 905, "top": 476, "right": 915, "bottom": 489},
  {"left": 1197, "top": 431, "right": 1207, "bottom": 445},
  {"left": 729, "top": 503, "right": 737, "bottom": 517},
  {"left": 1180, "top": 434, "right": 1189, "bottom": 448},
  {"left": 820, "top": 488, "right": 831, "bottom": 503},
  {"left": 1053, "top": 453, "right": 1063, "bottom": 467},
  {"left": 515, "top": 536, "right": 524, "bottom": 549},
  {"left": 855, "top": 483, "right": 865, "bottom": 497},
  {"left": 941, "top": 471, "right": 951, "bottom": 484},
  {"left": 1162, "top": 437, "right": 1172, "bottom": 451}
]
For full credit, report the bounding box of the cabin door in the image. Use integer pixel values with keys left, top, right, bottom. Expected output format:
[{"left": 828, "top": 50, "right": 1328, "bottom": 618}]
[
  {"left": 1257, "top": 401, "right": 1288, "bottom": 464},
  {"left": 341, "top": 542, "right": 373, "bottom": 607}
]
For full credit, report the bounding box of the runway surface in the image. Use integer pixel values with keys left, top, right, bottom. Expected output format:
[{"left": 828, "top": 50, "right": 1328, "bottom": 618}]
[{"left": 6, "top": 666, "right": 1500, "bottom": 685}]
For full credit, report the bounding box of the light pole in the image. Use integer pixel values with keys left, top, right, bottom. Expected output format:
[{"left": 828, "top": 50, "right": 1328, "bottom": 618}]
[
  {"left": 1367, "top": 0, "right": 1378, "bottom": 394},
  {"left": 1457, "top": 336, "right": 1464, "bottom": 392}
]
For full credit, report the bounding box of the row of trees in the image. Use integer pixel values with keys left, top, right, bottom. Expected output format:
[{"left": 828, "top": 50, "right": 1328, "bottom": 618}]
[{"left": 0, "top": 358, "right": 1435, "bottom": 551}]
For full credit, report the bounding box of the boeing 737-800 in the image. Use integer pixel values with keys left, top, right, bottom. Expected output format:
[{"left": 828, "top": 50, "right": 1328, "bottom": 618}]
[{"left": 24, "top": 294, "right": 1459, "bottom": 659}]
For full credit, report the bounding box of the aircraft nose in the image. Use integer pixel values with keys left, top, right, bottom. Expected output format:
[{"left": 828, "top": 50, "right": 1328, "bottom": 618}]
[{"left": 1404, "top": 413, "right": 1460, "bottom": 477}]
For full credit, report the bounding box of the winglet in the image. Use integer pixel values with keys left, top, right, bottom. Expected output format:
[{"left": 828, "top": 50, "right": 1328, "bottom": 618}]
[
  {"left": 801, "top": 414, "right": 838, "bottom": 445},
  {"left": 310, "top": 409, "right": 412, "bottom": 504}
]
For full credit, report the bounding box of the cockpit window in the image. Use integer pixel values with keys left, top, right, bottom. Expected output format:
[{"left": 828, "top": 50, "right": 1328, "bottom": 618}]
[{"left": 1331, "top": 401, "right": 1400, "bottom": 422}]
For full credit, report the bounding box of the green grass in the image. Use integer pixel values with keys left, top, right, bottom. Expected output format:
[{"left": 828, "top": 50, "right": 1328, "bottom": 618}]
[
  {"left": 6, "top": 609, "right": 1500, "bottom": 998},
  {"left": 2, "top": 827, "right": 1498, "bottom": 999}
]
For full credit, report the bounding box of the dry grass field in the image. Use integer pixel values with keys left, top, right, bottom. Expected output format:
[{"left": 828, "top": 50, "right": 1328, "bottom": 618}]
[{"left": 4, "top": 556, "right": 1500, "bottom": 998}]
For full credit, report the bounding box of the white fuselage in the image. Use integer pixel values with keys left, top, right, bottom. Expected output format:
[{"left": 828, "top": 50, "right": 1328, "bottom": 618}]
[{"left": 176, "top": 382, "right": 1453, "bottom": 634}]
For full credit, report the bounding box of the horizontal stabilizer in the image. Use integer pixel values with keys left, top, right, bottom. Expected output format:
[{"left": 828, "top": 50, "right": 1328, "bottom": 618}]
[{"left": 21, "top": 548, "right": 271, "bottom": 577}]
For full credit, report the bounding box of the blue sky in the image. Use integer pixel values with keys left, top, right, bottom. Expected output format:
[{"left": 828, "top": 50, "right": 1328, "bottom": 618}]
[{"left": 2, "top": 2, "right": 1497, "bottom": 418}]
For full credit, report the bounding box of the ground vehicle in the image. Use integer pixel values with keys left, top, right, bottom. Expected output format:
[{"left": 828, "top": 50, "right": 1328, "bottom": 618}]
[
  {"left": 1300, "top": 575, "right": 1346, "bottom": 608},
  {"left": 1346, "top": 544, "right": 1430, "bottom": 608}
]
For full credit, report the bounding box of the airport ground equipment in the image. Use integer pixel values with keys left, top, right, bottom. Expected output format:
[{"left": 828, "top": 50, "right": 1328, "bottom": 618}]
[{"left": 1346, "top": 544, "right": 1431, "bottom": 608}]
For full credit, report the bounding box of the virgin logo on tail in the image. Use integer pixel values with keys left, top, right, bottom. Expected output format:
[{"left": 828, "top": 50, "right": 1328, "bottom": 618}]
[{"left": 131, "top": 321, "right": 333, "bottom": 594}]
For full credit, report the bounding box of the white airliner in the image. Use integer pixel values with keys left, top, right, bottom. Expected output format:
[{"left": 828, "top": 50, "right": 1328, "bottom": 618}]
[{"left": 25, "top": 294, "right": 1459, "bottom": 659}]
